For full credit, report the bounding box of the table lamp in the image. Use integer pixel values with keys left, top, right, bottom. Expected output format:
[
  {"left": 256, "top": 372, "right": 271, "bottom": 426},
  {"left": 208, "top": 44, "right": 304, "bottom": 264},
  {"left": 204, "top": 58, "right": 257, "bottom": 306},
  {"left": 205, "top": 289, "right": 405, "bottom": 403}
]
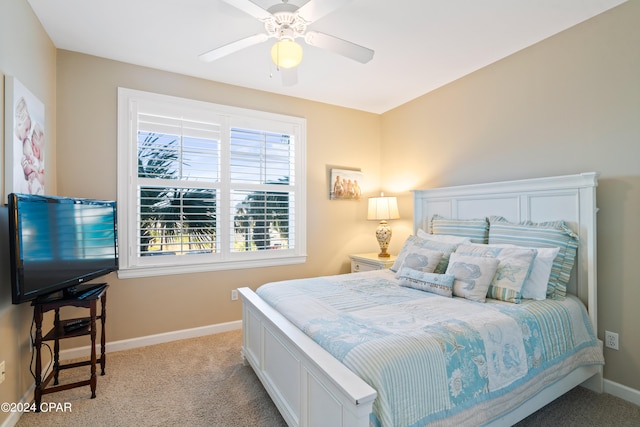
[{"left": 367, "top": 194, "right": 400, "bottom": 257}]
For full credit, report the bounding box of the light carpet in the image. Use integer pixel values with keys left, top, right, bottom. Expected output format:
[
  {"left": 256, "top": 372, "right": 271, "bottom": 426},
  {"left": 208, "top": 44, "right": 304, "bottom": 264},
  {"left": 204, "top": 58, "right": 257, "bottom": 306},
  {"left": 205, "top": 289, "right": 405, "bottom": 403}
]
[{"left": 16, "top": 329, "right": 640, "bottom": 426}]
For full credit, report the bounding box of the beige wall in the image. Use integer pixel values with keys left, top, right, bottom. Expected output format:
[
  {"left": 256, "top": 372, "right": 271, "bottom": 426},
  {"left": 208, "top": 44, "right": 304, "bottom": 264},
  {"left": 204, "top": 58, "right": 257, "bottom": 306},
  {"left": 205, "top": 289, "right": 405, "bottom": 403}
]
[
  {"left": 381, "top": 0, "right": 640, "bottom": 391},
  {"left": 54, "top": 51, "right": 382, "bottom": 342},
  {"left": 0, "top": 0, "right": 57, "bottom": 422}
]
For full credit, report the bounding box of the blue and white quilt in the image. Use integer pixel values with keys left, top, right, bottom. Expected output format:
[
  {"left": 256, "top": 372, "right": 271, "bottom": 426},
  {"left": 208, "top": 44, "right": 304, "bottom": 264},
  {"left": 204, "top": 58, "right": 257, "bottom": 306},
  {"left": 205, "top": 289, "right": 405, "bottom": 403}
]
[{"left": 256, "top": 270, "right": 604, "bottom": 427}]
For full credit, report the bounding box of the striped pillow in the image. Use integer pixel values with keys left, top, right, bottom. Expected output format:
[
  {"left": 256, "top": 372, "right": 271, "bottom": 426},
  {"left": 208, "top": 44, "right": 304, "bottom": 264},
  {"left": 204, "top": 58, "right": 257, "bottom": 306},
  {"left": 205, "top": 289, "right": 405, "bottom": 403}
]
[
  {"left": 431, "top": 214, "right": 489, "bottom": 243},
  {"left": 488, "top": 216, "right": 578, "bottom": 299}
]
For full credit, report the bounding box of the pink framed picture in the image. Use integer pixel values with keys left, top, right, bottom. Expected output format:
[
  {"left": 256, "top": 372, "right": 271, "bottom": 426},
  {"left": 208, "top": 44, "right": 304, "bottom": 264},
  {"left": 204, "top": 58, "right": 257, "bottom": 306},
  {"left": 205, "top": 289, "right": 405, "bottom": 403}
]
[{"left": 4, "top": 76, "right": 46, "bottom": 199}]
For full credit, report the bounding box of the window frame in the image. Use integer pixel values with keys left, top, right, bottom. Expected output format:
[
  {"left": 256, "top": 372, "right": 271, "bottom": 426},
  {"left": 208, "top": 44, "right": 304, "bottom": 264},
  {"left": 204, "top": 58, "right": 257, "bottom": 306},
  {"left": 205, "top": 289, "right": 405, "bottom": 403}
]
[{"left": 117, "top": 88, "right": 306, "bottom": 279}]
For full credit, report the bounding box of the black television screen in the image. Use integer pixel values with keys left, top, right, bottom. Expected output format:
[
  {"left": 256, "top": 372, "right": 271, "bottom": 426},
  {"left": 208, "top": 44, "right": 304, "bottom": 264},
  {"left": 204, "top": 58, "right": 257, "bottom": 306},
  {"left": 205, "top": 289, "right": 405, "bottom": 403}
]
[{"left": 8, "top": 193, "right": 118, "bottom": 304}]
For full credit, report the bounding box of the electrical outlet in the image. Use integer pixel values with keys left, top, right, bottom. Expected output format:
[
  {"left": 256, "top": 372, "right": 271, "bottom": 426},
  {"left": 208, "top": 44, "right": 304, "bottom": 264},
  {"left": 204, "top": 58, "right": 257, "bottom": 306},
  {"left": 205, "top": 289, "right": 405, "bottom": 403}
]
[
  {"left": 231, "top": 289, "right": 239, "bottom": 301},
  {"left": 605, "top": 330, "right": 619, "bottom": 350},
  {"left": 0, "top": 360, "right": 6, "bottom": 384}
]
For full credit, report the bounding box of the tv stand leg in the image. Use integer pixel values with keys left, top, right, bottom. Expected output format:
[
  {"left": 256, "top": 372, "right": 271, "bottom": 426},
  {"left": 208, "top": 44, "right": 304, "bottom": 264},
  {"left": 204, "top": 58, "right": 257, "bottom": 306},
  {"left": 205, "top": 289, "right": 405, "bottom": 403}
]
[
  {"left": 33, "top": 305, "right": 43, "bottom": 412},
  {"left": 100, "top": 292, "right": 107, "bottom": 375},
  {"left": 53, "top": 308, "right": 61, "bottom": 385},
  {"left": 90, "top": 302, "right": 97, "bottom": 399}
]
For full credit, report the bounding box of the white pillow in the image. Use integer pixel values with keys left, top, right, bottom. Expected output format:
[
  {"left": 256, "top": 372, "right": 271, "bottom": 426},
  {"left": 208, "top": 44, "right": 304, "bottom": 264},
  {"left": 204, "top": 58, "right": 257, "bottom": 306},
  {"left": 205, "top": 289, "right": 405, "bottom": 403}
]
[
  {"left": 417, "top": 229, "right": 471, "bottom": 245},
  {"left": 446, "top": 253, "right": 500, "bottom": 302},
  {"left": 521, "top": 247, "right": 560, "bottom": 300}
]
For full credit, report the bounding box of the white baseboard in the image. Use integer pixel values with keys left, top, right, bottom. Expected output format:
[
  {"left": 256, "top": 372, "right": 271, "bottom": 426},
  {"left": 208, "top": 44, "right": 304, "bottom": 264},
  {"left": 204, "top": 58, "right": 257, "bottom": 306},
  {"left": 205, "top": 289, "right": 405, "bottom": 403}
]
[
  {"left": 604, "top": 379, "right": 640, "bottom": 407},
  {"left": 59, "top": 320, "right": 242, "bottom": 361},
  {"left": 0, "top": 383, "right": 34, "bottom": 427}
]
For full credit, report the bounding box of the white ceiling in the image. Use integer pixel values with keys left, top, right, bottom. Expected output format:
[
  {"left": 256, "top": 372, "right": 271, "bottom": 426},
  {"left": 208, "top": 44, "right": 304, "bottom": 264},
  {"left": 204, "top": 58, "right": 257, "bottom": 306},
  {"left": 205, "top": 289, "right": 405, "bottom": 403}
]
[{"left": 27, "top": 0, "right": 626, "bottom": 114}]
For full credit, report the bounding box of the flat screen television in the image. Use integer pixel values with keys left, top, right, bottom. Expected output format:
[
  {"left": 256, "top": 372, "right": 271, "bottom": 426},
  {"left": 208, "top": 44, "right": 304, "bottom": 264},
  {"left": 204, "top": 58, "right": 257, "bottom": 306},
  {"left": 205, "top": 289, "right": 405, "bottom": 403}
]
[{"left": 8, "top": 193, "right": 118, "bottom": 304}]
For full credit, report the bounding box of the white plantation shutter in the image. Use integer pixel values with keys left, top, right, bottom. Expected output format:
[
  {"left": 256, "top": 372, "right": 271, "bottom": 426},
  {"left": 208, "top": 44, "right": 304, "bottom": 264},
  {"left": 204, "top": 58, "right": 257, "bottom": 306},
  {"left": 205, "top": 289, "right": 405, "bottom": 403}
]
[
  {"left": 229, "top": 128, "right": 294, "bottom": 184},
  {"left": 117, "top": 88, "right": 306, "bottom": 278},
  {"left": 229, "top": 128, "right": 296, "bottom": 252},
  {"left": 136, "top": 113, "right": 220, "bottom": 257},
  {"left": 138, "top": 113, "right": 221, "bottom": 182}
]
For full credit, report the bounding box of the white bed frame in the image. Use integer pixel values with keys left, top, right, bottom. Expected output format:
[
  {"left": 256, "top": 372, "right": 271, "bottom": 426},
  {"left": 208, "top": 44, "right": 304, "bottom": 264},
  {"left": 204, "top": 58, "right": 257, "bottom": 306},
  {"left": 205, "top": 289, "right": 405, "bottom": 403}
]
[{"left": 238, "top": 172, "right": 603, "bottom": 427}]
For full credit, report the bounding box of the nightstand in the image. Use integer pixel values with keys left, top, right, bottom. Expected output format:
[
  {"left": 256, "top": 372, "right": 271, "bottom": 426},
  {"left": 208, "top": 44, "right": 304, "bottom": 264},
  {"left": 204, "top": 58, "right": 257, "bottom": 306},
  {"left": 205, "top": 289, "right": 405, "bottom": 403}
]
[{"left": 349, "top": 253, "right": 397, "bottom": 273}]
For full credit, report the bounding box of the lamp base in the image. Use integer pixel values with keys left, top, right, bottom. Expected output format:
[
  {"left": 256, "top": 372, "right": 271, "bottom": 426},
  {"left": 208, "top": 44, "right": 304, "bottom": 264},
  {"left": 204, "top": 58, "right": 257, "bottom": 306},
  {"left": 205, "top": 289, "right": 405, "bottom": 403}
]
[
  {"left": 377, "top": 250, "right": 390, "bottom": 258},
  {"left": 375, "top": 220, "right": 392, "bottom": 258}
]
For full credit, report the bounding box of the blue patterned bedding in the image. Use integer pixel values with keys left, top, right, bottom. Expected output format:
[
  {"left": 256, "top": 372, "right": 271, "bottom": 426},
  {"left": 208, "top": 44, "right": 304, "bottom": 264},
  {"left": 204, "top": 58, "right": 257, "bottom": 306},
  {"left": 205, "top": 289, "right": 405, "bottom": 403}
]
[{"left": 256, "top": 270, "right": 604, "bottom": 427}]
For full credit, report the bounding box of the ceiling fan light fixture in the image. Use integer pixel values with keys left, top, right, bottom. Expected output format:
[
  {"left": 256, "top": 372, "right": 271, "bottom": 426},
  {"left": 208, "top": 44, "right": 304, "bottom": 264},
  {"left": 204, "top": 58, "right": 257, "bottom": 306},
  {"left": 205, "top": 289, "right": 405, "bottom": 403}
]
[{"left": 271, "top": 39, "right": 303, "bottom": 69}]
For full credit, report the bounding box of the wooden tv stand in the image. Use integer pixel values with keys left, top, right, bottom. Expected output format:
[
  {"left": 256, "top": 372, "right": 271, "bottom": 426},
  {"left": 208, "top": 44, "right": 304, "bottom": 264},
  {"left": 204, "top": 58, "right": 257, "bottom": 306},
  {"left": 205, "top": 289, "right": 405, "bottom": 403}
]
[{"left": 32, "top": 284, "right": 108, "bottom": 410}]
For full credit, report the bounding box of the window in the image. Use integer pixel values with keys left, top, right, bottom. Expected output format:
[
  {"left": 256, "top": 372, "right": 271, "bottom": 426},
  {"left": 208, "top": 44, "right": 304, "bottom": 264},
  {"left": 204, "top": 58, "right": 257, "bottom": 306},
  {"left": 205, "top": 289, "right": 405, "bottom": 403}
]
[{"left": 117, "top": 88, "right": 306, "bottom": 278}]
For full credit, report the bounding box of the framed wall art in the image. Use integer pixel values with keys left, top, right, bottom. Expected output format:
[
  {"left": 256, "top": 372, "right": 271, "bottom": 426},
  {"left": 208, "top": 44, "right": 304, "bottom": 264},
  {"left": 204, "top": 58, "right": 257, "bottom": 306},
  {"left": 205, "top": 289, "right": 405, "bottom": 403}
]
[
  {"left": 4, "top": 76, "right": 45, "bottom": 199},
  {"left": 330, "top": 168, "right": 363, "bottom": 200}
]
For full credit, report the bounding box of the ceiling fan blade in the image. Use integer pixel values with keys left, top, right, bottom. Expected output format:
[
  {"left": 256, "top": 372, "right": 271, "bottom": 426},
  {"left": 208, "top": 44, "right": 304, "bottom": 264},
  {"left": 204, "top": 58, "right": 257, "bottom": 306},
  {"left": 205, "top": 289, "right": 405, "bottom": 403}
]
[
  {"left": 281, "top": 67, "right": 298, "bottom": 86},
  {"left": 304, "top": 31, "right": 374, "bottom": 64},
  {"left": 297, "top": 0, "right": 355, "bottom": 22},
  {"left": 198, "top": 33, "right": 269, "bottom": 62},
  {"left": 221, "top": 0, "right": 272, "bottom": 20}
]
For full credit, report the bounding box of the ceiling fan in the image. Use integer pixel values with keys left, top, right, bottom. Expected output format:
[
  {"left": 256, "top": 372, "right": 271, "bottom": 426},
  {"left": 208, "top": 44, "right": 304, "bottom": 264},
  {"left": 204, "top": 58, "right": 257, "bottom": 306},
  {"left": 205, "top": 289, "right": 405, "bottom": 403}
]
[{"left": 198, "top": 0, "right": 374, "bottom": 82}]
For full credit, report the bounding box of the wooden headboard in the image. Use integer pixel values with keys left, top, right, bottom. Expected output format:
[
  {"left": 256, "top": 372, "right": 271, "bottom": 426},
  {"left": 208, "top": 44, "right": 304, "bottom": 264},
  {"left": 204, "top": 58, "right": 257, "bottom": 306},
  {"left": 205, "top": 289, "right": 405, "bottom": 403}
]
[{"left": 413, "top": 172, "right": 599, "bottom": 330}]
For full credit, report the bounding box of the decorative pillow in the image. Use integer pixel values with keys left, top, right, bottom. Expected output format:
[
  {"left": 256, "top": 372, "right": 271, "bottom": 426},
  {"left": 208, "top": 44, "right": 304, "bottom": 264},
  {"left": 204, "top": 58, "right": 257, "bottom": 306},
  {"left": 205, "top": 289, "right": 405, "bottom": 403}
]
[
  {"left": 488, "top": 216, "right": 578, "bottom": 299},
  {"left": 393, "top": 249, "right": 443, "bottom": 277},
  {"left": 485, "top": 244, "right": 560, "bottom": 300},
  {"left": 417, "top": 229, "right": 471, "bottom": 245},
  {"left": 391, "top": 235, "right": 458, "bottom": 274},
  {"left": 446, "top": 253, "right": 500, "bottom": 302},
  {"left": 431, "top": 214, "right": 489, "bottom": 243},
  {"left": 455, "top": 244, "right": 537, "bottom": 303},
  {"left": 396, "top": 267, "right": 455, "bottom": 298}
]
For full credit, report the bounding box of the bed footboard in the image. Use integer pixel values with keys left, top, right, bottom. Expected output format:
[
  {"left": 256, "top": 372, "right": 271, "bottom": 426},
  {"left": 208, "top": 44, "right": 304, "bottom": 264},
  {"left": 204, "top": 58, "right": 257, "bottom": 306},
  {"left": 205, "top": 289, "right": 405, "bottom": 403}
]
[{"left": 238, "top": 287, "right": 377, "bottom": 427}]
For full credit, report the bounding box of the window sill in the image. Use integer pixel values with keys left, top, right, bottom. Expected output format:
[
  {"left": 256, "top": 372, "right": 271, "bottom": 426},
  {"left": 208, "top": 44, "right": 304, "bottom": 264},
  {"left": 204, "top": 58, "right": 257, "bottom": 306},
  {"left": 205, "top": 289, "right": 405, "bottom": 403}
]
[{"left": 116, "top": 255, "right": 307, "bottom": 279}]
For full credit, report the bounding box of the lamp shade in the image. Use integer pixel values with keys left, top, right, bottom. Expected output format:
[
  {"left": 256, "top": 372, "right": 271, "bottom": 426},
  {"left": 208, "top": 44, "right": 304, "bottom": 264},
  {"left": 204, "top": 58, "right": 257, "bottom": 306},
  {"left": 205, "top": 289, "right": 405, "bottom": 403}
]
[
  {"left": 271, "top": 39, "right": 303, "bottom": 69},
  {"left": 367, "top": 196, "right": 400, "bottom": 221}
]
